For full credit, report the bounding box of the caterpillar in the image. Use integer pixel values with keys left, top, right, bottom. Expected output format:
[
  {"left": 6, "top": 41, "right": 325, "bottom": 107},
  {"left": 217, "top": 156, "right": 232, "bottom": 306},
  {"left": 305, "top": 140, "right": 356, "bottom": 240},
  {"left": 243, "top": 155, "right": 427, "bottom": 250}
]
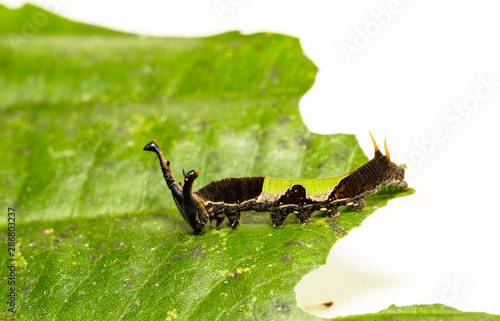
[{"left": 143, "top": 133, "right": 408, "bottom": 233}]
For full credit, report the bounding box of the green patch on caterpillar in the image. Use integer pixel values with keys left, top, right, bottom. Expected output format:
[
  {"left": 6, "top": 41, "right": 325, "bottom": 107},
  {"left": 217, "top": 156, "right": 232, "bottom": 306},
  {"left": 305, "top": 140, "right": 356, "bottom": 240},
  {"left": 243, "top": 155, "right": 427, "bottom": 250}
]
[
  {"left": 144, "top": 132, "right": 409, "bottom": 233},
  {"left": 262, "top": 175, "right": 347, "bottom": 197}
]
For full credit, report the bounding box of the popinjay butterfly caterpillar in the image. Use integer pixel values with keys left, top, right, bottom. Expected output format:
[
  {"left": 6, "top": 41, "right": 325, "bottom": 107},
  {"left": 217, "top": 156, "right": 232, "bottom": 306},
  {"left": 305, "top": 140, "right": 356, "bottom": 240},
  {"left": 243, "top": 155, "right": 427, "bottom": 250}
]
[{"left": 143, "top": 133, "right": 408, "bottom": 233}]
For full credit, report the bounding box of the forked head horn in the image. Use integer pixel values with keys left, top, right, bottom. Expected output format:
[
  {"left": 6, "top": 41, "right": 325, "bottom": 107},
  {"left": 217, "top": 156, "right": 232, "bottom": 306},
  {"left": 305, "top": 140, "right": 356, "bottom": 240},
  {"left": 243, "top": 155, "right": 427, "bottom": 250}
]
[
  {"left": 384, "top": 138, "right": 390, "bottom": 160},
  {"left": 369, "top": 131, "right": 383, "bottom": 157}
]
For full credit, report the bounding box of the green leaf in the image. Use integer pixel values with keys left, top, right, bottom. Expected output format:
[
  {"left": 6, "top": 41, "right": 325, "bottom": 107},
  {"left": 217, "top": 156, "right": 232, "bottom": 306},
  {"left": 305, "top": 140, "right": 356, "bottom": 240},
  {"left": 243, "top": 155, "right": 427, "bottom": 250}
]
[
  {"left": 1, "top": 4, "right": 497, "bottom": 321},
  {"left": 336, "top": 304, "right": 500, "bottom": 320}
]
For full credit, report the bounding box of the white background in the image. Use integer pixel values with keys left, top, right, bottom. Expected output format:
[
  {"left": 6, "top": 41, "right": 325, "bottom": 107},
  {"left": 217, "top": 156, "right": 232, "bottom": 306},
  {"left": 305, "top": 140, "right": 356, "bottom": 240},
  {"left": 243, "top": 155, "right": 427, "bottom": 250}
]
[{"left": 3, "top": 0, "right": 500, "bottom": 318}]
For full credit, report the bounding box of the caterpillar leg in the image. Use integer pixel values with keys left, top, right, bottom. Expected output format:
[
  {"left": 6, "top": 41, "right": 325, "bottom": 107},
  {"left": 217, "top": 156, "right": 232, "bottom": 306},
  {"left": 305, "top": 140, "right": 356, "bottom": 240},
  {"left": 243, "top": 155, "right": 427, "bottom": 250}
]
[
  {"left": 270, "top": 207, "right": 291, "bottom": 229},
  {"left": 208, "top": 203, "right": 226, "bottom": 228},
  {"left": 349, "top": 198, "right": 365, "bottom": 212},
  {"left": 210, "top": 206, "right": 240, "bottom": 230},
  {"left": 323, "top": 204, "right": 340, "bottom": 218},
  {"left": 294, "top": 207, "right": 314, "bottom": 224},
  {"left": 226, "top": 207, "right": 241, "bottom": 230},
  {"left": 214, "top": 212, "right": 226, "bottom": 228}
]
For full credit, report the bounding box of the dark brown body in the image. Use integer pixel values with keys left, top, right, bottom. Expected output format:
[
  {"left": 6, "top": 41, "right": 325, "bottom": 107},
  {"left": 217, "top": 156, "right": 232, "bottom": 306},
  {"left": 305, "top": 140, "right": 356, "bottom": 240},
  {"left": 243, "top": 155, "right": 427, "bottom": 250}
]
[{"left": 144, "top": 135, "right": 408, "bottom": 233}]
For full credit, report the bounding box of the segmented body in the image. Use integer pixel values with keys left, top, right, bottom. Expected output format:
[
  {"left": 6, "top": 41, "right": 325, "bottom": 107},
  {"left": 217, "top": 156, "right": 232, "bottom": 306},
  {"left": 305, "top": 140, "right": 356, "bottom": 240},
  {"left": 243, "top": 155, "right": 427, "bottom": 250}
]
[{"left": 144, "top": 134, "right": 408, "bottom": 233}]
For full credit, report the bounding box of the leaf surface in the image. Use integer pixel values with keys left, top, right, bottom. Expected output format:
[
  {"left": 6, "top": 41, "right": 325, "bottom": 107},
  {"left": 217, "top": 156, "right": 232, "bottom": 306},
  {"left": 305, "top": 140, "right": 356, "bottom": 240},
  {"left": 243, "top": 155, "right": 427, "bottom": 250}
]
[{"left": 1, "top": 4, "right": 496, "bottom": 321}]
